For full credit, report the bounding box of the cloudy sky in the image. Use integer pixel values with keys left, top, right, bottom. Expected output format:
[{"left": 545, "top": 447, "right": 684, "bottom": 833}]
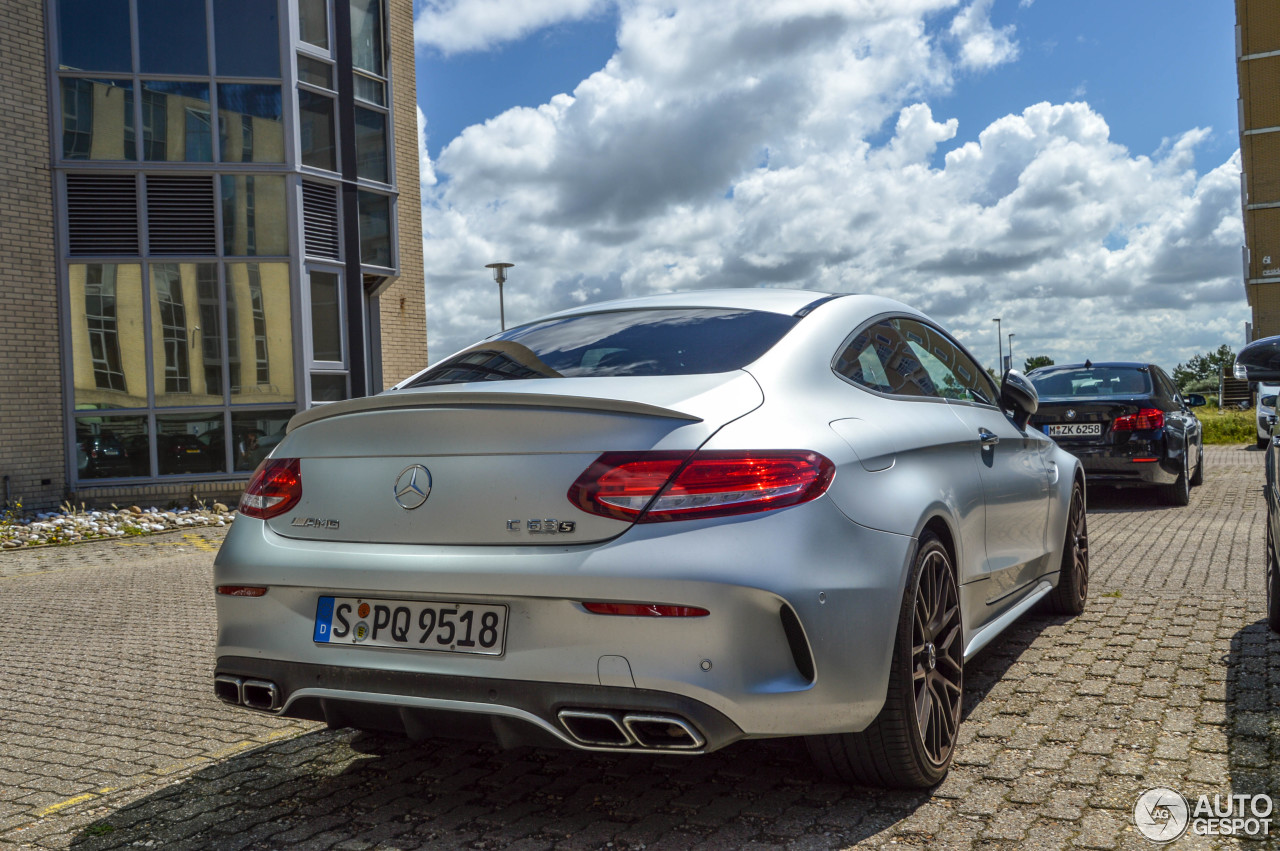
[{"left": 412, "top": 0, "right": 1244, "bottom": 372}]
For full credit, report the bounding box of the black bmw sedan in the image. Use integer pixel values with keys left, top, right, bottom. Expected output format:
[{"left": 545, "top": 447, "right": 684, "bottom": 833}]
[{"left": 1026, "top": 362, "right": 1206, "bottom": 506}]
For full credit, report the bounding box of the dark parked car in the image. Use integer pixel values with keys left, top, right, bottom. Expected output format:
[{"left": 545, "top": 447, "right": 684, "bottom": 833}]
[
  {"left": 1235, "top": 336, "right": 1280, "bottom": 631},
  {"left": 1027, "top": 362, "right": 1205, "bottom": 506},
  {"left": 77, "top": 433, "right": 132, "bottom": 479}
]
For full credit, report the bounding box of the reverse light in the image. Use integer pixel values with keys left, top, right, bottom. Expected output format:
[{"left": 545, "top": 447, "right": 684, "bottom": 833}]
[
  {"left": 216, "top": 585, "right": 268, "bottom": 597},
  {"left": 239, "top": 458, "right": 302, "bottom": 519},
  {"left": 582, "top": 602, "right": 710, "bottom": 617},
  {"left": 568, "top": 450, "right": 835, "bottom": 522},
  {"left": 1113, "top": 408, "right": 1165, "bottom": 431}
]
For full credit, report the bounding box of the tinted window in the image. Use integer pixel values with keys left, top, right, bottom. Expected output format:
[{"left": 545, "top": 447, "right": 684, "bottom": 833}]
[
  {"left": 138, "top": 0, "right": 208, "bottom": 75},
  {"left": 214, "top": 0, "right": 280, "bottom": 77},
  {"left": 834, "top": 317, "right": 997, "bottom": 405},
  {"left": 1262, "top": 395, "right": 1277, "bottom": 409},
  {"left": 58, "top": 0, "right": 132, "bottom": 72},
  {"left": 1029, "top": 366, "right": 1152, "bottom": 398},
  {"left": 407, "top": 308, "right": 800, "bottom": 386}
]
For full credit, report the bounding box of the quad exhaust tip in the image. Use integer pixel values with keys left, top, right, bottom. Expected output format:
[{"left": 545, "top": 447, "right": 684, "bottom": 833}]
[
  {"left": 557, "top": 709, "right": 705, "bottom": 750},
  {"left": 214, "top": 675, "right": 280, "bottom": 711}
]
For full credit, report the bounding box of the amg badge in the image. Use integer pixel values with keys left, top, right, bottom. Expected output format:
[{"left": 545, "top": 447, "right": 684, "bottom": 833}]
[{"left": 291, "top": 517, "right": 341, "bottom": 529}]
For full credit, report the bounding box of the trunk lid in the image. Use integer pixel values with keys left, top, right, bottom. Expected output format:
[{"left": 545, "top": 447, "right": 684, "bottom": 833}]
[
  {"left": 1030, "top": 398, "right": 1158, "bottom": 447},
  {"left": 265, "top": 373, "right": 763, "bottom": 545}
]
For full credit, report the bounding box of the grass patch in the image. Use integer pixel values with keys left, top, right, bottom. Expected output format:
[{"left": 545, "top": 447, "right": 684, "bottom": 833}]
[
  {"left": 1101, "top": 590, "right": 1123, "bottom": 598},
  {"left": 82, "top": 824, "right": 114, "bottom": 837},
  {"left": 1199, "top": 407, "right": 1258, "bottom": 444}
]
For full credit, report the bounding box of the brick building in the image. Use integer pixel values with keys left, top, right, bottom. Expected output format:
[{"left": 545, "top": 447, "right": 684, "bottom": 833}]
[
  {"left": 0, "top": 0, "right": 426, "bottom": 509},
  {"left": 1239, "top": 0, "right": 1280, "bottom": 338}
]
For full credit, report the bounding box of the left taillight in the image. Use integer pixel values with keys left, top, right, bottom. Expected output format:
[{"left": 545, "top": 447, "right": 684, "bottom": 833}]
[
  {"left": 239, "top": 457, "right": 302, "bottom": 519},
  {"left": 568, "top": 450, "right": 834, "bottom": 523}
]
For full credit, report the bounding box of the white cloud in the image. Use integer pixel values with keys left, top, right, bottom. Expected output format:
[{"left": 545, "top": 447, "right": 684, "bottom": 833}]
[
  {"left": 415, "top": 0, "right": 611, "bottom": 54},
  {"left": 949, "top": 0, "right": 1019, "bottom": 70},
  {"left": 416, "top": 105, "right": 437, "bottom": 189},
  {"left": 417, "top": 0, "right": 1246, "bottom": 369}
]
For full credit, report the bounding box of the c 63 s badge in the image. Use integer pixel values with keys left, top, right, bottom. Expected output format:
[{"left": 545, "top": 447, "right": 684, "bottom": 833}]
[
  {"left": 291, "top": 517, "right": 341, "bottom": 530},
  {"left": 507, "top": 519, "right": 576, "bottom": 534}
]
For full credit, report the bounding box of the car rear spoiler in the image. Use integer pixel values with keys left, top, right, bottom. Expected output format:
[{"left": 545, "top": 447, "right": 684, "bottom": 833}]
[{"left": 286, "top": 390, "right": 704, "bottom": 433}]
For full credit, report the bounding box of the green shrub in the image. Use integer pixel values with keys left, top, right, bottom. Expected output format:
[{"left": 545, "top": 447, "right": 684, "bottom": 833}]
[{"left": 1199, "top": 408, "right": 1258, "bottom": 444}]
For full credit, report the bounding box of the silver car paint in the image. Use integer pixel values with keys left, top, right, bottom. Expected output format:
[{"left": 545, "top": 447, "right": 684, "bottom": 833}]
[{"left": 215, "top": 289, "right": 1081, "bottom": 745}]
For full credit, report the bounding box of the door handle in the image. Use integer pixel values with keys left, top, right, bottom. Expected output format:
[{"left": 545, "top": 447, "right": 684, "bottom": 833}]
[{"left": 978, "top": 428, "right": 1000, "bottom": 447}]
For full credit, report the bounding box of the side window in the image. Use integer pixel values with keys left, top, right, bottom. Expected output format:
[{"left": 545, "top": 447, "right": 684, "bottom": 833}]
[
  {"left": 834, "top": 317, "right": 998, "bottom": 405},
  {"left": 1155, "top": 368, "right": 1178, "bottom": 401}
]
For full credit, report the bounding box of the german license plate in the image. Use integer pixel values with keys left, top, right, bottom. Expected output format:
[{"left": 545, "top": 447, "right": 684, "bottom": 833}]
[
  {"left": 1047, "top": 423, "right": 1101, "bottom": 437},
  {"left": 314, "top": 597, "right": 507, "bottom": 655}
]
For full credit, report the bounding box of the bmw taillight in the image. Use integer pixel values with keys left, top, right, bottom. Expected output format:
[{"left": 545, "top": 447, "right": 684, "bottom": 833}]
[
  {"left": 568, "top": 450, "right": 834, "bottom": 522},
  {"left": 1113, "top": 408, "right": 1165, "bottom": 431},
  {"left": 239, "top": 458, "right": 302, "bottom": 519}
]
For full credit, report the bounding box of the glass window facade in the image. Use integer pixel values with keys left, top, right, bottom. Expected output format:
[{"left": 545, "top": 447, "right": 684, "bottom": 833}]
[{"left": 53, "top": 0, "right": 403, "bottom": 484}]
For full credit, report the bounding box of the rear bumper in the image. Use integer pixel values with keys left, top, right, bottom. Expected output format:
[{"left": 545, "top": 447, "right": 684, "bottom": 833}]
[
  {"left": 1052, "top": 442, "right": 1177, "bottom": 486},
  {"left": 213, "top": 499, "right": 916, "bottom": 747}
]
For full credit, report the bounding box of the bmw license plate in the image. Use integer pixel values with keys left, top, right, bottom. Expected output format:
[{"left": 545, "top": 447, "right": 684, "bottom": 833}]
[
  {"left": 1046, "top": 423, "right": 1101, "bottom": 437},
  {"left": 314, "top": 596, "right": 507, "bottom": 656}
]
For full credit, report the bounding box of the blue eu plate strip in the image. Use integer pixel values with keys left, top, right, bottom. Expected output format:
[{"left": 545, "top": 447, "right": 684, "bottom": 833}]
[{"left": 314, "top": 596, "right": 335, "bottom": 643}]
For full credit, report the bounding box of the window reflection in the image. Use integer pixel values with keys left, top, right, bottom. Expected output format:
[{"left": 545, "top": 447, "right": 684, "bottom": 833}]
[
  {"left": 155, "top": 413, "right": 225, "bottom": 475},
  {"left": 76, "top": 415, "right": 148, "bottom": 479},
  {"left": 230, "top": 410, "right": 293, "bottom": 471},
  {"left": 151, "top": 263, "right": 222, "bottom": 406},
  {"left": 350, "top": 0, "right": 383, "bottom": 75},
  {"left": 354, "top": 107, "right": 387, "bottom": 182},
  {"left": 309, "top": 271, "right": 343, "bottom": 362},
  {"left": 138, "top": 0, "right": 208, "bottom": 75},
  {"left": 298, "top": 90, "right": 337, "bottom": 171},
  {"left": 226, "top": 263, "right": 294, "bottom": 404},
  {"left": 218, "top": 84, "right": 284, "bottom": 163},
  {"left": 140, "top": 81, "right": 212, "bottom": 162},
  {"left": 297, "top": 55, "right": 333, "bottom": 89},
  {"left": 69, "top": 264, "right": 147, "bottom": 410},
  {"left": 214, "top": 0, "right": 281, "bottom": 78},
  {"left": 61, "top": 78, "right": 135, "bottom": 161},
  {"left": 221, "top": 175, "right": 287, "bottom": 256},
  {"left": 299, "top": 0, "right": 329, "bottom": 49},
  {"left": 357, "top": 191, "right": 391, "bottom": 267},
  {"left": 58, "top": 0, "right": 132, "bottom": 72},
  {"left": 311, "top": 373, "right": 349, "bottom": 402}
]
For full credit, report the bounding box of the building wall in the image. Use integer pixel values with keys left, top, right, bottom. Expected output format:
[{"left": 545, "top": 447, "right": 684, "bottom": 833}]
[
  {"left": 0, "top": 0, "right": 65, "bottom": 508},
  {"left": 379, "top": 0, "right": 427, "bottom": 387},
  {"left": 1240, "top": 0, "right": 1280, "bottom": 336}
]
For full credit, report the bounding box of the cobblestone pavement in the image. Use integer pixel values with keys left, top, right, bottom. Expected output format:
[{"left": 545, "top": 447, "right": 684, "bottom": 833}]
[{"left": 1, "top": 445, "right": 1276, "bottom": 850}]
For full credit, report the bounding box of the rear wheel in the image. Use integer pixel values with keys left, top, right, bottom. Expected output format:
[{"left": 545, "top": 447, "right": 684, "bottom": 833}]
[
  {"left": 1189, "top": 446, "right": 1204, "bottom": 486},
  {"left": 1161, "top": 456, "right": 1190, "bottom": 507},
  {"left": 806, "top": 532, "right": 962, "bottom": 788},
  {"left": 1260, "top": 436, "right": 1269, "bottom": 450},
  {"left": 1045, "top": 481, "right": 1088, "bottom": 615}
]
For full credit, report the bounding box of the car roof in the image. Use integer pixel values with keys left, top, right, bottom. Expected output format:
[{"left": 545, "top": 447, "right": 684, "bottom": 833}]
[
  {"left": 535, "top": 288, "right": 845, "bottom": 320},
  {"left": 1031, "top": 362, "right": 1151, "bottom": 371}
]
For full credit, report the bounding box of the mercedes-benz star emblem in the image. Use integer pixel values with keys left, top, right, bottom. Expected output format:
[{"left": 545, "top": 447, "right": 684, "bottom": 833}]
[{"left": 393, "top": 465, "right": 432, "bottom": 510}]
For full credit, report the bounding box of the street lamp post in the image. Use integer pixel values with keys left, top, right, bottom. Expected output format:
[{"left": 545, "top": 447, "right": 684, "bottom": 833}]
[
  {"left": 992, "top": 317, "right": 1002, "bottom": 376},
  {"left": 484, "top": 262, "right": 514, "bottom": 331},
  {"left": 1007, "top": 333, "right": 1016, "bottom": 372}
]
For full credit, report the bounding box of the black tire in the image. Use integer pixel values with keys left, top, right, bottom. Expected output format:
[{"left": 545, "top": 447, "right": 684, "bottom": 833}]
[
  {"left": 1260, "top": 436, "right": 1269, "bottom": 451},
  {"left": 1044, "top": 481, "right": 1088, "bottom": 615},
  {"left": 1161, "top": 456, "right": 1190, "bottom": 507},
  {"left": 1268, "top": 522, "right": 1280, "bottom": 634},
  {"left": 1189, "top": 446, "right": 1204, "bottom": 486},
  {"left": 806, "top": 532, "right": 962, "bottom": 788}
]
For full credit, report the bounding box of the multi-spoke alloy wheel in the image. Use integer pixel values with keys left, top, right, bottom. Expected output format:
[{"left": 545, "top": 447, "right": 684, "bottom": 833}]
[
  {"left": 806, "top": 531, "right": 962, "bottom": 788},
  {"left": 1046, "top": 481, "right": 1088, "bottom": 615},
  {"left": 911, "top": 545, "right": 963, "bottom": 768}
]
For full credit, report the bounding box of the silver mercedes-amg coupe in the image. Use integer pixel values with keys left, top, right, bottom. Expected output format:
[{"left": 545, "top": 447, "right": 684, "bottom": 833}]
[{"left": 214, "top": 288, "right": 1088, "bottom": 788}]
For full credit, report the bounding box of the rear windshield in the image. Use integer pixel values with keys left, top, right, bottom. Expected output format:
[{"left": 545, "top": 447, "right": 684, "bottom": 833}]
[
  {"left": 1029, "top": 366, "right": 1152, "bottom": 398},
  {"left": 406, "top": 308, "right": 800, "bottom": 386}
]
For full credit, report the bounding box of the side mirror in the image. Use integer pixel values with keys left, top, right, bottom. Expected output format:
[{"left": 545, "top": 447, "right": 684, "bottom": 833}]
[
  {"left": 1000, "top": 369, "right": 1039, "bottom": 430},
  {"left": 1236, "top": 335, "right": 1280, "bottom": 382},
  {"left": 1184, "top": 393, "right": 1206, "bottom": 408}
]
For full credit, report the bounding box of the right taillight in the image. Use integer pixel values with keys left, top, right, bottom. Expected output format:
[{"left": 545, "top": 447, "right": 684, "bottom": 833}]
[
  {"left": 1113, "top": 408, "right": 1165, "bottom": 431},
  {"left": 239, "top": 457, "right": 302, "bottom": 519},
  {"left": 568, "top": 450, "right": 834, "bottom": 523}
]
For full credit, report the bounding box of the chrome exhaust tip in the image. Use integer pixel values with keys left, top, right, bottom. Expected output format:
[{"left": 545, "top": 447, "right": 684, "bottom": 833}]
[
  {"left": 214, "top": 675, "right": 243, "bottom": 706},
  {"left": 622, "top": 714, "right": 705, "bottom": 750},
  {"left": 240, "top": 679, "right": 280, "bottom": 711},
  {"left": 557, "top": 709, "right": 633, "bottom": 747}
]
